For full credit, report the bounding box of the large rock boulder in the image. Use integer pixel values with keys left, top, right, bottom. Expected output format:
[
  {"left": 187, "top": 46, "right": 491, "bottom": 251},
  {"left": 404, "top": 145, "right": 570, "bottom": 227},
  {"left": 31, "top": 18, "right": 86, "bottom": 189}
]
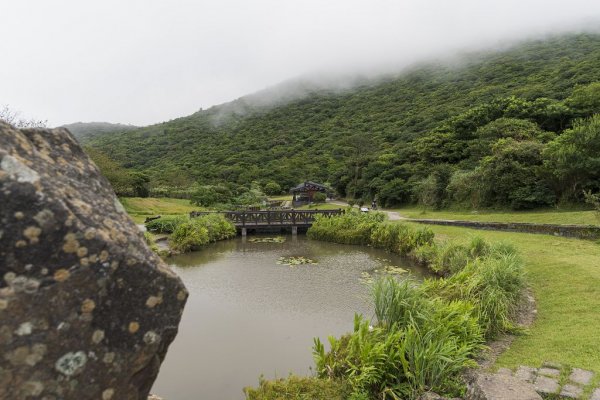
[{"left": 0, "top": 123, "right": 188, "bottom": 399}]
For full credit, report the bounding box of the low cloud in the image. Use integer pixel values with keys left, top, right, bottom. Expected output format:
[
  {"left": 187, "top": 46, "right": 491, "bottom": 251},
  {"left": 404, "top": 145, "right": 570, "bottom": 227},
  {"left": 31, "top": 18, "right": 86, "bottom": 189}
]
[{"left": 1, "top": 0, "right": 599, "bottom": 126}]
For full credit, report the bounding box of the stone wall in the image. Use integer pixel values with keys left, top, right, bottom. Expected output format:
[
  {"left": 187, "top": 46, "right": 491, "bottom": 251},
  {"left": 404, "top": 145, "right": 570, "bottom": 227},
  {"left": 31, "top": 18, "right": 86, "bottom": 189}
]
[
  {"left": 409, "top": 218, "right": 600, "bottom": 240},
  {"left": 0, "top": 123, "right": 187, "bottom": 400}
]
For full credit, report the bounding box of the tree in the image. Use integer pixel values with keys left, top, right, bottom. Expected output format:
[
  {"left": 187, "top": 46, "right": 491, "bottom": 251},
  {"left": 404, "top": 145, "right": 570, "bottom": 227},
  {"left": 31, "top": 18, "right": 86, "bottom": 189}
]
[
  {"left": 567, "top": 83, "right": 600, "bottom": 118},
  {"left": 479, "top": 139, "right": 554, "bottom": 209},
  {"left": 312, "top": 192, "right": 327, "bottom": 203},
  {"left": 544, "top": 115, "right": 600, "bottom": 200},
  {"left": 0, "top": 105, "right": 47, "bottom": 128},
  {"left": 583, "top": 191, "right": 600, "bottom": 222},
  {"left": 129, "top": 172, "right": 150, "bottom": 198},
  {"left": 264, "top": 181, "right": 282, "bottom": 196}
]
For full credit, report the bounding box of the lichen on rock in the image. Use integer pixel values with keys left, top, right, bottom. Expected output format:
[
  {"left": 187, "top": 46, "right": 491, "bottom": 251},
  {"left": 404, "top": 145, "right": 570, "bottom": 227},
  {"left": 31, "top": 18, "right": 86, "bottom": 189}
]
[{"left": 0, "top": 122, "right": 188, "bottom": 400}]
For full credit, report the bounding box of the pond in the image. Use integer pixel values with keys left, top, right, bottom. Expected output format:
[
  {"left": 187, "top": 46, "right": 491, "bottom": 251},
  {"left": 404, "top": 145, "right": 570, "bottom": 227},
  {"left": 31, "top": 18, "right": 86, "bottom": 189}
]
[{"left": 152, "top": 235, "right": 429, "bottom": 400}]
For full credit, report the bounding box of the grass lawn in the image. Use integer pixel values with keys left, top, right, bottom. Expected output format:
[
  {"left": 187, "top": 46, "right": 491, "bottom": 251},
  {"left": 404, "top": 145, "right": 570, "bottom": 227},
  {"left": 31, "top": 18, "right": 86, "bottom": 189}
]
[
  {"left": 268, "top": 195, "right": 293, "bottom": 201},
  {"left": 119, "top": 197, "right": 201, "bottom": 223},
  {"left": 402, "top": 221, "right": 600, "bottom": 373},
  {"left": 395, "top": 206, "right": 598, "bottom": 226}
]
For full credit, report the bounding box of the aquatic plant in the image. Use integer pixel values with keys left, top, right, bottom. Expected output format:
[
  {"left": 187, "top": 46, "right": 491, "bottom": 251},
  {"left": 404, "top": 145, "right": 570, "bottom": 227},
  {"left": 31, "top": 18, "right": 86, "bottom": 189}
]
[
  {"left": 248, "top": 236, "right": 286, "bottom": 243},
  {"left": 276, "top": 256, "right": 317, "bottom": 267}
]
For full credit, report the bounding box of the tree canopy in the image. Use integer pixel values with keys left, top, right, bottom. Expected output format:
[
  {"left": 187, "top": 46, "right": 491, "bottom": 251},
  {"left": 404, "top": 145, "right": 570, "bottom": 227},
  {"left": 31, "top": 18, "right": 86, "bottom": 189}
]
[{"left": 80, "top": 33, "right": 600, "bottom": 209}]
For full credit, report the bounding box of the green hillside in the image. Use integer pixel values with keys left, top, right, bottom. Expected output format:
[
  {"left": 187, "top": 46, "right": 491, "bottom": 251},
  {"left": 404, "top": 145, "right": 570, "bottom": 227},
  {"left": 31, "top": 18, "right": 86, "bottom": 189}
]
[
  {"left": 84, "top": 33, "right": 600, "bottom": 209},
  {"left": 62, "top": 121, "right": 138, "bottom": 142}
]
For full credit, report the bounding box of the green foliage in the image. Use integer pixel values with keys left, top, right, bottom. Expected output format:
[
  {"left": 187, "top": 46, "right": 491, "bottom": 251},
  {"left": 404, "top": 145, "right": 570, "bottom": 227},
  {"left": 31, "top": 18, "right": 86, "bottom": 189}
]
[
  {"left": 567, "top": 82, "right": 600, "bottom": 117},
  {"left": 264, "top": 181, "right": 282, "bottom": 196},
  {"left": 85, "top": 147, "right": 150, "bottom": 197},
  {"left": 145, "top": 215, "right": 189, "bottom": 233},
  {"left": 446, "top": 170, "right": 482, "bottom": 208},
  {"left": 584, "top": 190, "right": 600, "bottom": 222},
  {"left": 415, "top": 166, "right": 452, "bottom": 209},
  {"left": 313, "top": 192, "right": 327, "bottom": 203},
  {"left": 309, "top": 212, "right": 432, "bottom": 254},
  {"left": 170, "top": 220, "right": 209, "bottom": 252},
  {"left": 370, "top": 223, "right": 434, "bottom": 255},
  {"left": 307, "top": 210, "right": 385, "bottom": 245},
  {"left": 310, "top": 235, "right": 523, "bottom": 398},
  {"left": 244, "top": 376, "right": 351, "bottom": 400},
  {"left": 190, "top": 185, "right": 233, "bottom": 207},
  {"left": 422, "top": 242, "right": 525, "bottom": 339},
  {"left": 314, "top": 281, "right": 483, "bottom": 399},
  {"left": 478, "top": 138, "right": 555, "bottom": 209},
  {"left": 170, "top": 214, "right": 236, "bottom": 252},
  {"left": 143, "top": 231, "right": 159, "bottom": 254},
  {"left": 83, "top": 34, "right": 600, "bottom": 210},
  {"left": 544, "top": 114, "right": 600, "bottom": 200}
]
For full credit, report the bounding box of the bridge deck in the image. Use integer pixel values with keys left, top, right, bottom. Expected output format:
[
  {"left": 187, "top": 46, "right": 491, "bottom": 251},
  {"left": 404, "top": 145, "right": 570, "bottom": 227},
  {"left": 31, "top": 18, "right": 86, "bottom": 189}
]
[{"left": 190, "top": 209, "right": 344, "bottom": 228}]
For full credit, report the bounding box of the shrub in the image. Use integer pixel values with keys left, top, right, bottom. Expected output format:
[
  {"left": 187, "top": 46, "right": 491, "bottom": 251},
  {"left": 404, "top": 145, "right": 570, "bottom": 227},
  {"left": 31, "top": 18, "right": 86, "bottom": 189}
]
[
  {"left": 145, "top": 215, "right": 189, "bottom": 233},
  {"left": 170, "top": 220, "right": 209, "bottom": 252},
  {"left": 263, "top": 181, "right": 282, "bottom": 196},
  {"left": 313, "top": 192, "right": 327, "bottom": 203},
  {"left": 314, "top": 279, "right": 483, "bottom": 399},
  {"left": 169, "top": 214, "right": 236, "bottom": 252},
  {"left": 197, "top": 213, "right": 237, "bottom": 242},
  {"left": 244, "top": 376, "right": 351, "bottom": 400}
]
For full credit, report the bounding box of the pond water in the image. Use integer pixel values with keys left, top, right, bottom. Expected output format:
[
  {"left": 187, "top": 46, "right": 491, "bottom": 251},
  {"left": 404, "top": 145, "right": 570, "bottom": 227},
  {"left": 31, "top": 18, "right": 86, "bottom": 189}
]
[{"left": 152, "top": 235, "right": 429, "bottom": 400}]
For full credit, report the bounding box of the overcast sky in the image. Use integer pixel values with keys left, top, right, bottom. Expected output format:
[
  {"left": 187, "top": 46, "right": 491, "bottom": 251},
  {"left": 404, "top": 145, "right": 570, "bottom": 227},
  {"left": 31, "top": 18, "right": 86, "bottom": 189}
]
[{"left": 1, "top": 0, "right": 600, "bottom": 127}]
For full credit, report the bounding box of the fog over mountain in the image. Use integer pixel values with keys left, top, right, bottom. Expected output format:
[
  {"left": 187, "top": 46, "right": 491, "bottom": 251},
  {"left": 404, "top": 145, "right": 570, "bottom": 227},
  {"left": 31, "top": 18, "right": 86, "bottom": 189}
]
[{"left": 1, "top": 0, "right": 600, "bottom": 126}]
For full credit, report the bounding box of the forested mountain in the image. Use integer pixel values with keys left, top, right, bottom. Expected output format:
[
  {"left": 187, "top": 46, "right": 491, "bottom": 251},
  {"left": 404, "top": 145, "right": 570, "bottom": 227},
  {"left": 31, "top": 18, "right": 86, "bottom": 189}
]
[
  {"left": 82, "top": 33, "right": 600, "bottom": 208},
  {"left": 62, "top": 122, "right": 138, "bottom": 142}
]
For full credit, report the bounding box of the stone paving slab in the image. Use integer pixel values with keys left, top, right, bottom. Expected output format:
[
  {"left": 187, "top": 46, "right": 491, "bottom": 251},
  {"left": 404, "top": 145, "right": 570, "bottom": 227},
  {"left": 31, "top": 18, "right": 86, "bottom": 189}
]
[
  {"left": 560, "top": 384, "right": 583, "bottom": 399},
  {"left": 516, "top": 366, "right": 537, "bottom": 383},
  {"left": 591, "top": 388, "right": 600, "bottom": 400},
  {"left": 534, "top": 375, "right": 560, "bottom": 395},
  {"left": 570, "top": 368, "right": 594, "bottom": 386},
  {"left": 497, "top": 368, "right": 513, "bottom": 377},
  {"left": 538, "top": 367, "right": 561, "bottom": 377},
  {"left": 467, "top": 373, "right": 542, "bottom": 400}
]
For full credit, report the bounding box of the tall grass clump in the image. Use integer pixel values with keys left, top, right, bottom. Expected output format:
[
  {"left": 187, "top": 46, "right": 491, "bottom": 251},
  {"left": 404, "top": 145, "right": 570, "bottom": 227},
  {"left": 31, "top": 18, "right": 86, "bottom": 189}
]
[
  {"left": 314, "top": 278, "right": 483, "bottom": 399},
  {"left": 307, "top": 210, "right": 385, "bottom": 245},
  {"left": 170, "top": 214, "right": 236, "bottom": 252},
  {"left": 308, "top": 212, "right": 433, "bottom": 255},
  {"left": 423, "top": 244, "right": 525, "bottom": 338},
  {"left": 370, "top": 223, "right": 434, "bottom": 255}
]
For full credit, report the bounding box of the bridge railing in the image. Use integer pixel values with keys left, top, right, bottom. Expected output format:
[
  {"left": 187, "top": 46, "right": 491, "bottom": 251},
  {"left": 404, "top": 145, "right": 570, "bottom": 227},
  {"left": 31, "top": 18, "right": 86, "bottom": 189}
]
[{"left": 191, "top": 209, "right": 344, "bottom": 226}]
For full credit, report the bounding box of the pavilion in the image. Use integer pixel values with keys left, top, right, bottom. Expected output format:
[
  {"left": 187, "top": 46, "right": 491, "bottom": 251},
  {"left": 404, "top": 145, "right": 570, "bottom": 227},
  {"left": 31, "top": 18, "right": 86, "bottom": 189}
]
[{"left": 290, "top": 181, "right": 333, "bottom": 207}]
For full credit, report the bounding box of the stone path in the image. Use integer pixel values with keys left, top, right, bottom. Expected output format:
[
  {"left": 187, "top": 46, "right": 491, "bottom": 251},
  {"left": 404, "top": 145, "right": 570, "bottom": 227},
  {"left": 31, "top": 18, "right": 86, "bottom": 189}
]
[{"left": 498, "top": 362, "right": 598, "bottom": 399}]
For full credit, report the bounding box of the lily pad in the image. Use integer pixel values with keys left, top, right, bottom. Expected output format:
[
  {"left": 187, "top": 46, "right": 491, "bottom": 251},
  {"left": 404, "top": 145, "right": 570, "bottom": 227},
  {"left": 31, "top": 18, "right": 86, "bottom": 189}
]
[
  {"left": 277, "top": 256, "right": 317, "bottom": 267},
  {"left": 248, "top": 236, "right": 286, "bottom": 243},
  {"left": 360, "top": 265, "right": 408, "bottom": 284}
]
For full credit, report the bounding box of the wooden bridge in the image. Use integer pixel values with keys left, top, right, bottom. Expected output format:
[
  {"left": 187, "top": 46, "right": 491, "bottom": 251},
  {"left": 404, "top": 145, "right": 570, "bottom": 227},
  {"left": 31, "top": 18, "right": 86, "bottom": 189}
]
[{"left": 190, "top": 209, "right": 344, "bottom": 235}]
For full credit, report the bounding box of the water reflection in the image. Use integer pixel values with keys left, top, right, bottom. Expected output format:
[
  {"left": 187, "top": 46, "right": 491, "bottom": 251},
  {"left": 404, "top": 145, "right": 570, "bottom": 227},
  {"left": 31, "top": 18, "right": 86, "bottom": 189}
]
[{"left": 152, "top": 235, "right": 428, "bottom": 400}]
